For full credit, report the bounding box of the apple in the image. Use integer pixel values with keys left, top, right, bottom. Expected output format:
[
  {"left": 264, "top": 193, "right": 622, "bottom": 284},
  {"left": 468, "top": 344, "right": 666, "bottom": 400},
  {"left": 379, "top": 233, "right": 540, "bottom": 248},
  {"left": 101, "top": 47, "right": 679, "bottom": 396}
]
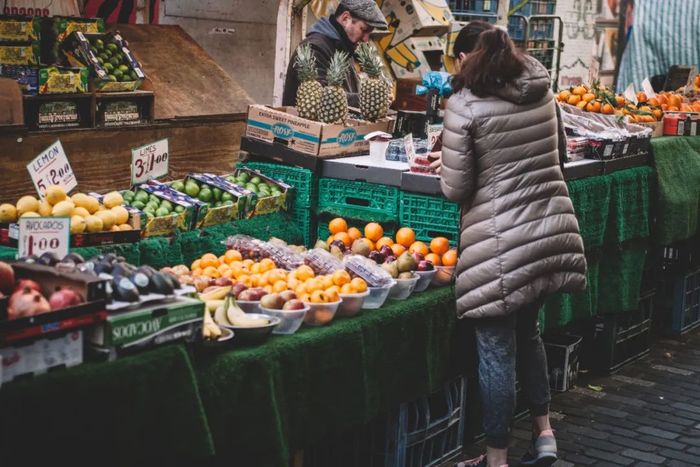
[
  {"left": 279, "top": 290, "right": 297, "bottom": 302},
  {"left": 231, "top": 282, "right": 248, "bottom": 298},
  {"left": 379, "top": 245, "right": 393, "bottom": 258},
  {"left": 330, "top": 240, "right": 347, "bottom": 252},
  {"left": 214, "top": 277, "right": 232, "bottom": 287},
  {"left": 237, "top": 289, "right": 258, "bottom": 302},
  {"left": 412, "top": 252, "right": 425, "bottom": 263},
  {"left": 283, "top": 299, "right": 306, "bottom": 310},
  {"left": 248, "top": 287, "right": 267, "bottom": 301},
  {"left": 384, "top": 255, "right": 396, "bottom": 263},
  {"left": 368, "top": 251, "right": 385, "bottom": 264},
  {"left": 261, "top": 293, "right": 285, "bottom": 310},
  {"left": 417, "top": 260, "right": 434, "bottom": 271}
]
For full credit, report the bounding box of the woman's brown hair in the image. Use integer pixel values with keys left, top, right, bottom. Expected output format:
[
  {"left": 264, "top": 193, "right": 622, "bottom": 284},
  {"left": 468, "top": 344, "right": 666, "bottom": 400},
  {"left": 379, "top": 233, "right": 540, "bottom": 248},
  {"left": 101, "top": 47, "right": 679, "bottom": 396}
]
[{"left": 451, "top": 27, "right": 526, "bottom": 97}]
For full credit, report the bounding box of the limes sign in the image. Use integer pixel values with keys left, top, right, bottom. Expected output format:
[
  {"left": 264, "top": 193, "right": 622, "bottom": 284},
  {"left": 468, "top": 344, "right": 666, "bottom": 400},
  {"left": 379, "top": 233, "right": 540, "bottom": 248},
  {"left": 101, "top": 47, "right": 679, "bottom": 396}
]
[
  {"left": 26, "top": 140, "right": 77, "bottom": 198},
  {"left": 131, "top": 139, "right": 169, "bottom": 185},
  {"left": 18, "top": 217, "right": 70, "bottom": 260}
]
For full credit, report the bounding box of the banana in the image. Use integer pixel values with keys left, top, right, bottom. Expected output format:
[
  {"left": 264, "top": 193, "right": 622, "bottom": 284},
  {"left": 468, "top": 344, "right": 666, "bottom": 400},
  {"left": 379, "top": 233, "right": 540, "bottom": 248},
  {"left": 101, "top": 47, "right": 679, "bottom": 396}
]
[
  {"left": 198, "top": 285, "right": 232, "bottom": 302},
  {"left": 203, "top": 308, "right": 222, "bottom": 339},
  {"left": 205, "top": 299, "right": 225, "bottom": 313},
  {"left": 230, "top": 315, "right": 269, "bottom": 328}
]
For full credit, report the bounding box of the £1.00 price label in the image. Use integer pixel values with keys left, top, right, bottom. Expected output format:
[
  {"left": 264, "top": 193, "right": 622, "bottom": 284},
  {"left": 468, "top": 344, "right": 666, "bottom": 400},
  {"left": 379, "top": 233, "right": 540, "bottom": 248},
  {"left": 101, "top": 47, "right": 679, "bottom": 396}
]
[
  {"left": 18, "top": 217, "right": 70, "bottom": 260},
  {"left": 26, "top": 140, "right": 77, "bottom": 198},
  {"left": 131, "top": 139, "right": 169, "bottom": 185}
]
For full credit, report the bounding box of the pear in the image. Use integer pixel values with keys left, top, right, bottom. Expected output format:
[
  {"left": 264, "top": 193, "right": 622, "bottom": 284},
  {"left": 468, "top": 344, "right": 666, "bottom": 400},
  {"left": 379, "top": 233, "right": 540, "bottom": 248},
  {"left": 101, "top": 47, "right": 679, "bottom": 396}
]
[
  {"left": 397, "top": 252, "right": 416, "bottom": 273},
  {"left": 381, "top": 261, "right": 399, "bottom": 278},
  {"left": 314, "top": 239, "right": 330, "bottom": 251}
]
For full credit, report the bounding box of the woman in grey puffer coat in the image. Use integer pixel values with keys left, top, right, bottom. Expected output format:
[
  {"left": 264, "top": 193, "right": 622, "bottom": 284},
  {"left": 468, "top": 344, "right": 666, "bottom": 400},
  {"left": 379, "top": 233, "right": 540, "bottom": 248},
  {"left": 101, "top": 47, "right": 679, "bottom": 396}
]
[{"left": 440, "top": 24, "right": 587, "bottom": 467}]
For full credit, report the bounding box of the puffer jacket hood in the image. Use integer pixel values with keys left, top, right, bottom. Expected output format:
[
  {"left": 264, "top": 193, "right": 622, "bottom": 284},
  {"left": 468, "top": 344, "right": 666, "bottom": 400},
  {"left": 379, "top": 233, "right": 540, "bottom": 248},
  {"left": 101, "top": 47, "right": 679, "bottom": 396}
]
[
  {"left": 440, "top": 57, "right": 587, "bottom": 319},
  {"left": 307, "top": 17, "right": 341, "bottom": 41}
]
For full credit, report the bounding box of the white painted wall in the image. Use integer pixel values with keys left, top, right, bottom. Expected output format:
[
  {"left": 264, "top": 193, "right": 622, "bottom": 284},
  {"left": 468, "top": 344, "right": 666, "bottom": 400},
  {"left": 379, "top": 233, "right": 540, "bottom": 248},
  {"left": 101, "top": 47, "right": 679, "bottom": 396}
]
[{"left": 555, "top": 0, "right": 600, "bottom": 88}]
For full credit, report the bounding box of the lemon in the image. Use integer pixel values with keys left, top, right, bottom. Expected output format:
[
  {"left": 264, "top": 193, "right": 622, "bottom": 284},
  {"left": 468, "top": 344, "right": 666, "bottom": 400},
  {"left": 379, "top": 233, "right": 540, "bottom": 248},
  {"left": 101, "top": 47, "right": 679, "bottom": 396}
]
[
  {"left": 103, "top": 191, "right": 123, "bottom": 209},
  {"left": 73, "top": 207, "right": 90, "bottom": 218},
  {"left": 0, "top": 203, "right": 17, "bottom": 222},
  {"left": 118, "top": 224, "right": 132, "bottom": 231},
  {"left": 20, "top": 212, "right": 40, "bottom": 218},
  {"left": 111, "top": 206, "right": 129, "bottom": 225},
  {"left": 110, "top": 225, "right": 121, "bottom": 232},
  {"left": 38, "top": 200, "right": 53, "bottom": 217},
  {"left": 45, "top": 185, "right": 67, "bottom": 206},
  {"left": 70, "top": 215, "right": 86, "bottom": 234},
  {"left": 16, "top": 196, "right": 39, "bottom": 216},
  {"left": 85, "top": 215, "right": 103, "bottom": 233},
  {"left": 71, "top": 193, "right": 89, "bottom": 207},
  {"left": 52, "top": 200, "right": 75, "bottom": 217},
  {"left": 95, "top": 210, "right": 115, "bottom": 230},
  {"left": 85, "top": 196, "right": 100, "bottom": 214}
]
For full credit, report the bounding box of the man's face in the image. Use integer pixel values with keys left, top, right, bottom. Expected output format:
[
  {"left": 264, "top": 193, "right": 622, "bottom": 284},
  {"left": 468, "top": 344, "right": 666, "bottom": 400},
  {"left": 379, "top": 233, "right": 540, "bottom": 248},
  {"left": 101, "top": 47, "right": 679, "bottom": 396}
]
[{"left": 338, "top": 11, "right": 373, "bottom": 45}]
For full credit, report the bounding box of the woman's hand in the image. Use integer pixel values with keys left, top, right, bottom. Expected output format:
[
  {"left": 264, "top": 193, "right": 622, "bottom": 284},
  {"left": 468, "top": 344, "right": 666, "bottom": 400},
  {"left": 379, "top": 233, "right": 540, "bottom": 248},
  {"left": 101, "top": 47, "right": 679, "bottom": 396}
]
[{"left": 429, "top": 151, "right": 442, "bottom": 174}]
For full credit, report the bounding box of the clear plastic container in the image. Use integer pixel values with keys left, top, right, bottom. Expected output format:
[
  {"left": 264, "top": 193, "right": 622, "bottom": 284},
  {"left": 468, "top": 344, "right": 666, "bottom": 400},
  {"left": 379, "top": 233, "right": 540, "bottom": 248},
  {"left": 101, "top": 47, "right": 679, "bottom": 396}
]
[
  {"left": 304, "top": 248, "right": 344, "bottom": 275},
  {"left": 260, "top": 305, "right": 308, "bottom": 335},
  {"left": 237, "top": 300, "right": 261, "bottom": 314},
  {"left": 343, "top": 255, "right": 394, "bottom": 287},
  {"left": 337, "top": 291, "right": 370, "bottom": 317},
  {"left": 224, "top": 234, "right": 266, "bottom": 260},
  {"left": 431, "top": 266, "right": 456, "bottom": 287},
  {"left": 304, "top": 300, "right": 342, "bottom": 326},
  {"left": 362, "top": 280, "right": 396, "bottom": 309},
  {"left": 388, "top": 274, "right": 419, "bottom": 300},
  {"left": 414, "top": 269, "right": 437, "bottom": 292},
  {"left": 258, "top": 241, "right": 304, "bottom": 270}
]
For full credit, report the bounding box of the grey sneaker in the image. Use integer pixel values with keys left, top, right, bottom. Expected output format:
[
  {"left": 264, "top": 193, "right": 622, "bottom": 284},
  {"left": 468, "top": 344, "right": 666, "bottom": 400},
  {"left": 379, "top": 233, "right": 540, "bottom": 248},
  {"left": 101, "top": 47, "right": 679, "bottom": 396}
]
[{"left": 520, "top": 432, "right": 557, "bottom": 466}]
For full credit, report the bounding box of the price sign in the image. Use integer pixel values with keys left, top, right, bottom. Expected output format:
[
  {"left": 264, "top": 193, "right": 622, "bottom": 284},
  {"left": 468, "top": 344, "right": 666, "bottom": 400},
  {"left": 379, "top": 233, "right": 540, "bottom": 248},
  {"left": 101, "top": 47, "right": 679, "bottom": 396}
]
[
  {"left": 131, "top": 139, "right": 169, "bottom": 185},
  {"left": 18, "top": 217, "right": 70, "bottom": 260},
  {"left": 403, "top": 133, "right": 416, "bottom": 163},
  {"left": 428, "top": 126, "right": 442, "bottom": 151},
  {"left": 26, "top": 140, "right": 77, "bottom": 198}
]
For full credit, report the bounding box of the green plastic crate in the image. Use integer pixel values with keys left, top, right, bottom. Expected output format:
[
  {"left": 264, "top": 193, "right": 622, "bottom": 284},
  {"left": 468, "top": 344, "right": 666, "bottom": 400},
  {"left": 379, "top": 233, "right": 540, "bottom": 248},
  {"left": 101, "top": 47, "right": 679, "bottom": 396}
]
[
  {"left": 291, "top": 204, "right": 317, "bottom": 248},
  {"left": 316, "top": 215, "right": 396, "bottom": 244},
  {"left": 317, "top": 178, "right": 400, "bottom": 222},
  {"left": 237, "top": 161, "right": 317, "bottom": 208},
  {"left": 399, "top": 192, "right": 460, "bottom": 244}
]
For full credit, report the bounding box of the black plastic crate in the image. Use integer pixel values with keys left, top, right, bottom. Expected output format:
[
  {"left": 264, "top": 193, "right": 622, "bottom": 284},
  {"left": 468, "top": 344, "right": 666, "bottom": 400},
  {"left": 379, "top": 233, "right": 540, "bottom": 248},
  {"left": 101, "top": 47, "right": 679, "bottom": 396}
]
[
  {"left": 657, "top": 268, "right": 700, "bottom": 335},
  {"left": 544, "top": 334, "right": 582, "bottom": 392},
  {"left": 658, "top": 236, "right": 700, "bottom": 275},
  {"left": 591, "top": 291, "right": 654, "bottom": 374}
]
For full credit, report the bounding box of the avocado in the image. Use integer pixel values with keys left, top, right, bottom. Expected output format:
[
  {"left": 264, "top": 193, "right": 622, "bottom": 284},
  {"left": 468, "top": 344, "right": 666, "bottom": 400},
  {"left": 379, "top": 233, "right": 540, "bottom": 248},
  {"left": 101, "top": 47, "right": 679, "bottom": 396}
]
[
  {"left": 113, "top": 277, "right": 140, "bottom": 302},
  {"left": 62, "top": 253, "right": 85, "bottom": 264},
  {"left": 150, "top": 272, "right": 174, "bottom": 295},
  {"left": 130, "top": 271, "right": 151, "bottom": 294},
  {"left": 162, "top": 272, "right": 181, "bottom": 290},
  {"left": 38, "top": 251, "right": 61, "bottom": 266}
]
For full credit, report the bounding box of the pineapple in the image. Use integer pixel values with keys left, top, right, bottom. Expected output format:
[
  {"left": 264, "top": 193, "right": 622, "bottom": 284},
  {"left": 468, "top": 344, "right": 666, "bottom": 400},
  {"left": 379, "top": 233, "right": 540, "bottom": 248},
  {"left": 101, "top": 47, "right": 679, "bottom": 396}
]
[
  {"left": 356, "top": 43, "right": 389, "bottom": 121},
  {"left": 294, "top": 43, "right": 322, "bottom": 121},
  {"left": 318, "top": 50, "right": 351, "bottom": 124}
]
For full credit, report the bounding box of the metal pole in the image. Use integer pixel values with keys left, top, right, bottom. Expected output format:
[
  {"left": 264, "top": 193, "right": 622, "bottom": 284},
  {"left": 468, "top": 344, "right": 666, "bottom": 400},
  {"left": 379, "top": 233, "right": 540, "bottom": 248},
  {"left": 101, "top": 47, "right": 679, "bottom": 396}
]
[{"left": 496, "top": 0, "right": 510, "bottom": 27}]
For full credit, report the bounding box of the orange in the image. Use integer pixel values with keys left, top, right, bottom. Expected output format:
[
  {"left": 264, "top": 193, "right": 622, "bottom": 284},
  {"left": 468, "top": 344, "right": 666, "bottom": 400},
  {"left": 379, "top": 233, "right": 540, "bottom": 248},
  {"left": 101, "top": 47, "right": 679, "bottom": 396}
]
[
  {"left": 239, "top": 275, "right": 253, "bottom": 288},
  {"left": 200, "top": 253, "right": 219, "bottom": 269},
  {"left": 576, "top": 100, "right": 587, "bottom": 110},
  {"left": 217, "top": 263, "right": 230, "bottom": 275},
  {"left": 334, "top": 231, "right": 352, "bottom": 247},
  {"left": 572, "top": 85, "right": 587, "bottom": 96},
  {"left": 242, "top": 259, "right": 255, "bottom": 268},
  {"left": 425, "top": 253, "right": 442, "bottom": 266},
  {"left": 648, "top": 97, "right": 660, "bottom": 107},
  {"left": 350, "top": 277, "right": 368, "bottom": 293},
  {"left": 251, "top": 263, "right": 262, "bottom": 275},
  {"left": 254, "top": 274, "right": 268, "bottom": 288},
  {"left": 636, "top": 92, "right": 648, "bottom": 103},
  {"left": 288, "top": 270, "right": 298, "bottom": 281},
  {"left": 681, "top": 103, "right": 693, "bottom": 112},
  {"left": 325, "top": 288, "right": 340, "bottom": 303},
  {"left": 263, "top": 285, "right": 273, "bottom": 293},
  {"left": 586, "top": 100, "right": 601, "bottom": 113},
  {"left": 224, "top": 249, "right": 243, "bottom": 264},
  {"left": 273, "top": 280, "right": 288, "bottom": 293},
  {"left": 268, "top": 268, "right": 287, "bottom": 284},
  {"left": 582, "top": 92, "right": 596, "bottom": 103},
  {"left": 408, "top": 241, "right": 429, "bottom": 256},
  {"left": 442, "top": 249, "right": 458, "bottom": 267},
  {"left": 222, "top": 269, "right": 234, "bottom": 279},
  {"left": 328, "top": 217, "right": 348, "bottom": 235},
  {"left": 310, "top": 290, "right": 328, "bottom": 303},
  {"left": 364, "top": 222, "right": 384, "bottom": 242},
  {"left": 305, "top": 278, "right": 322, "bottom": 293},
  {"left": 653, "top": 108, "right": 664, "bottom": 120},
  {"left": 296, "top": 265, "right": 315, "bottom": 281},
  {"left": 191, "top": 259, "right": 202, "bottom": 271},
  {"left": 295, "top": 283, "right": 307, "bottom": 296},
  {"left": 375, "top": 237, "right": 394, "bottom": 250},
  {"left": 601, "top": 103, "right": 614, "bottom": 114},
  {"left": 299, "top": 293, "right": 311, "bottom": 303},
  {"left": 332, "top": 269, "right": 352, "bottom": 286},
  {"left": 430, "top": 237, "right": 450, "bottom": 255},
  {"left": 558, "top": 90, "right": 571, "bottom": 102},
  {"left": 347, "top": 227, "right": 362, "bottom": 241},
  {"left": 396, "top": 227, "right": 416, "bottom": 247},
  {"left": 567, "top": 94, "right": 581, "bottom": 106},
  {"left": 260, "top": 258, "right": 276, "bottom": 272},
  {"left": 390, "top": 243, "right": 406, "bottom": 257},
  {"left": 320, "top": 275, "right": 334, "bottom": 290},
  {"left": 668, "top": 94, "right": 682, "bottom": 109},
  {"left": 615, "top": 95, "right": 626, "bottom": 106},
  {"left": 192, "top": 268, "right": 203, "bottom": 277},
  {"left": 340, "top": 283, "right": 354, "bottom": 294},
  {"left": 656, "top": 94, "right": 668, "bottom": 105},
  {"left": 202, "top": 266, "right": 220, "bottom": 278},
  {"left": 287, "top": 278, "right": 300, "bottom": 290}
]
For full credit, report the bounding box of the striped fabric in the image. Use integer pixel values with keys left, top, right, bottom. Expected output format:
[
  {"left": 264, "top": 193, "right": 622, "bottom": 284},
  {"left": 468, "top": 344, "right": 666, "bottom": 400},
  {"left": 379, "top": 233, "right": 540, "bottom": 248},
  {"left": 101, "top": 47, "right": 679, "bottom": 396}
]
[{"left": 617, "top": 0, "right": 700, "bottom": 92}]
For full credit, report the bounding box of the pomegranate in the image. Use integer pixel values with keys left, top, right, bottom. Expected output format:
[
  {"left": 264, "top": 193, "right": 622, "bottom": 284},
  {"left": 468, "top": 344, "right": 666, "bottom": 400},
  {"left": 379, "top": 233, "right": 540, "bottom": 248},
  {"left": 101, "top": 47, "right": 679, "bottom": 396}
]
[
  {"left": 48, "top": 287, "right": 84, "bottom": 311},
  {"left": 8, "top": 287, "right": 50, "bottom": 319},
  {"left": 14, "top": 279, "right": 41, "bottom": 294},
  {"left": 0, "top": 261, "right": 14, "bottom": 294}
]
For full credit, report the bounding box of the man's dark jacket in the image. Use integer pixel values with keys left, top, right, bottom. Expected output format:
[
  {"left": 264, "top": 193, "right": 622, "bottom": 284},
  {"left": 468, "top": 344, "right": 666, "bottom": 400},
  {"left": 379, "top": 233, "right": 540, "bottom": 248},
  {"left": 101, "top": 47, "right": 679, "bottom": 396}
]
[{"left": 282, "top": 16, "right": 360, "bottom": 108}]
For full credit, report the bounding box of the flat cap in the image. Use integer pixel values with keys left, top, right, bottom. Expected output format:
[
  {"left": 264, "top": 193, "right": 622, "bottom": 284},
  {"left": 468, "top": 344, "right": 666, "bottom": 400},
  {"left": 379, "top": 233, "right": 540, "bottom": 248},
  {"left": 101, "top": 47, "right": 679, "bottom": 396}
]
[{"left": 339, "top": 0, "right": 388, "bottom": 29}]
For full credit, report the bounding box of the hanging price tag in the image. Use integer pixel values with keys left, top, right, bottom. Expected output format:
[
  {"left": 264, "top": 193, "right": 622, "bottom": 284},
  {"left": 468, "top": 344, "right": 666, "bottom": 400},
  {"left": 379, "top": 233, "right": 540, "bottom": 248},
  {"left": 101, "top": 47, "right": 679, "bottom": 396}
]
[
  {"left": 26, "top": 140, "right": 77, "bottom": 198},
  {"left": 131, "top": 139, "right": 169, "bottom": 185},
  {"left": 18, "top": 217, "right": 70, "bottom": 260},
  {"left": 403, "top": 133, "right": 416, "bottom": 163}
]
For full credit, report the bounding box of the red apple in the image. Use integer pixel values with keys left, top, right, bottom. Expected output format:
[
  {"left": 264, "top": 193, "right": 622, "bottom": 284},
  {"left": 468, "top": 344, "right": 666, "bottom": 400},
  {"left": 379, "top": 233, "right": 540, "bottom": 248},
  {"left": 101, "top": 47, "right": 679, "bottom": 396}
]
[
  {"left": 417, "top": 260, "right": 434, "bottom": 271},
  {"left": 214, "top": 277, "right": 232, "bottom": 287},
  {"left": 283, "top": 299, "right": 306, "bottom": 310},
  {"left": 279, "top": 290, "right": 297, "bottom": 302},
  {"left": 412, "top": 252, "right": 425, "bottom": 263}
]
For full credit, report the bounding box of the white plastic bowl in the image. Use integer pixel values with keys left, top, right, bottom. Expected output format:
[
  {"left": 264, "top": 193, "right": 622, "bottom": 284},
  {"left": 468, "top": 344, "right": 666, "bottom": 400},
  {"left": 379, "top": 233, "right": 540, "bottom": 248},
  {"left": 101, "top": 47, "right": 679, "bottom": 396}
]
[
  {"left": 260, "top": 305, "right": 309, "bottom": 335},
  {"left": 431, "top": 266, "right": 456, "bottom": 287},
  {"left": 303, "top": 300, "right": 342, "bottom": 326},
  {"left": 414, "top": 269, "right": 437, "bottom": 292},
  {"left": 362, "top": 280, "right": 396, "bottom": 309},
  {"left": 337, "top": 291, "right": 370, "bottom": 317},
  {"left": 388, "top": 274, "right": 420, "bottom": 300},
  {"left": 237, "top": 300, "right": 261, "bottom": 314}
]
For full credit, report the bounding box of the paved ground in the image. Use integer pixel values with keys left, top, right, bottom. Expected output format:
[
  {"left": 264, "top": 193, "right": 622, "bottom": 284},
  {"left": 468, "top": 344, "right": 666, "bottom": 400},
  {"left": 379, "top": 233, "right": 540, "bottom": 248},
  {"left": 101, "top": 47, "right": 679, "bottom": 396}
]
[{"left": 452, "top": 329, "right": 700, "bottom": 466}]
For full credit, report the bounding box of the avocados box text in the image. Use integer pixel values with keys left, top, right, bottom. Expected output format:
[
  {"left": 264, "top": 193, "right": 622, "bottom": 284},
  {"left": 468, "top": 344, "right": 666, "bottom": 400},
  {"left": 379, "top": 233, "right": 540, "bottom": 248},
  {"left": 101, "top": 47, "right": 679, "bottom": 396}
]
[
  {"left": 87, "top": 296, "right": 203, "bottom": 351},
  {"left": 246, "top": 105, "right": 395, "bottom": 158}
]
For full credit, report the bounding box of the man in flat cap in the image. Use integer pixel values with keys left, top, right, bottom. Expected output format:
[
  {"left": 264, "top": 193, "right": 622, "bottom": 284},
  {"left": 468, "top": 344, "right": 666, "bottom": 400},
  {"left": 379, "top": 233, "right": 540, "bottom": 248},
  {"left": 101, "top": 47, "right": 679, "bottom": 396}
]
[{"left": 282, "top": 0, "right": 388, "bottom": 109}]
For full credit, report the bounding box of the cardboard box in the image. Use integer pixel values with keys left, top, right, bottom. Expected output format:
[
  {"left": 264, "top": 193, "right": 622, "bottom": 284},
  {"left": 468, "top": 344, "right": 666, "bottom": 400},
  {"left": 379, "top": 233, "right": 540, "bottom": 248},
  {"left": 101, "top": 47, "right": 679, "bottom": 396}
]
[
  {"left": 379, "top": 0, "right": 453, "bottom": 44},
  {"left": 125, "top": 181, "right": 205, "bottom": 237},
  {"left": 0, "top": 41, "right": 39, "bottom": 65},
  {"left": 663, "top": 112, "right": 700, "bottom": 136},
  {"left": 225, "top": 168, "right": 291, "bottom": 216},
  {"left": 562, "top": 159, "right": 603, "bottom": 180},
  {"left": 245, "top": 105, "right": 395, "bottom": 158},
  {"left": 95, "top": 89, "right": 154, "bottom": 127},
  {"left": 0, "top": 330, "right": 83, "bottom": 383},
  {"left": 87, "top": 296, "right": 203, "bottom": 355},
  {"left": 443, "top": 21, "right": 468, "bottom": 75},
  {"left": 0, "top": 16, "right": 41, "bottom": 42},
  {"left": 385, "top": 36, "right": 445, "bottom": 80},
  {"left": 37, "top": 66, "right": 89, "bottom": 94},
  {"left": 321, "top": 154, "right": 407, "bottom": 187},
  {"left": 401, "top": 170, "right": 442, "bottom": 195},
  {"left": 52, "top": 16, "right": 104, "bottom": 43}
]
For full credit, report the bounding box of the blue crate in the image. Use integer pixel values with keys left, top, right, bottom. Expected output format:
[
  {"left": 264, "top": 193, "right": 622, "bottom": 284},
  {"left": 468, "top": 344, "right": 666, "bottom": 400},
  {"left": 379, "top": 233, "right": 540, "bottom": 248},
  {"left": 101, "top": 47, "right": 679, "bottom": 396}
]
[
  {"left": 384, "top": 377, "right": 467, "bottom": 467},
  {"left": 659, "top": 269, "right": 700, "bottom": 334},
  {"left": 511, "top": 0, "right": 557, "bottom": 16},
  {"left": 529, "top": 17, "right": 555, "bottom": 40},
  {"left": 450, "top": 0, "right": 497, "bottom": 13},
  {"left": 508, "top": 16, "right": 527, "bottom": 41}
]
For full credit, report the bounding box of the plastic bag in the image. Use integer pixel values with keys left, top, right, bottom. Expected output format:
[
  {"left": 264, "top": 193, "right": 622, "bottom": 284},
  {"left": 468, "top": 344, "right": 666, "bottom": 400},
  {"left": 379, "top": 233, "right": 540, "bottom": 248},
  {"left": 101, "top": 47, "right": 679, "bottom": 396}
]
[
  {"left": 304, "top": 249, "right": 344, "bottom": 275},
  {"left": 343, "top": 255, "right": 394, "bottom": 287}
]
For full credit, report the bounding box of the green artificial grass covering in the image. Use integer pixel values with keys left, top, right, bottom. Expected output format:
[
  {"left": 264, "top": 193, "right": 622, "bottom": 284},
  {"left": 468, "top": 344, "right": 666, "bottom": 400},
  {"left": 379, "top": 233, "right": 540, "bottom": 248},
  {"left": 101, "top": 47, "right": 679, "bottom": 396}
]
[
  {"left": 0, "top": 344, "right": 215, "bottom": 462},
  {"left": 597, "top": 240, "right": 648, "bottom": 314},
  {"left": 606, "top": 166, "right": 652, "bottom": 244},
  {"left": 650, "top": 137, "right": 700, "bottom": 244},
  {"left": 194, "top": 287, "right": 457, "bottom": 466},
  {"left": 566, "top": 174, "right": 612, "bottom": 249}
]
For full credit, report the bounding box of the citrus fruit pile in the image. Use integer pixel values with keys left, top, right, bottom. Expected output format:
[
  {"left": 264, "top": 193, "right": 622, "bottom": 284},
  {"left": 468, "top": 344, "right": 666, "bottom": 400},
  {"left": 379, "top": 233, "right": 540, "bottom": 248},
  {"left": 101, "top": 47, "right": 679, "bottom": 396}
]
[{"left": 557, "top": 84, "right": 663, "bottom": 122}]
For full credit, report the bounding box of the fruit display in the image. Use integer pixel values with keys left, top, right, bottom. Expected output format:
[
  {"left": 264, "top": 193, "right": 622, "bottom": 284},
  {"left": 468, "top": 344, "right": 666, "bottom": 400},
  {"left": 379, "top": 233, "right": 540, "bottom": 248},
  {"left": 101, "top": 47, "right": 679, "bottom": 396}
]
[
  {"left": 356, "top": 43, "right": 389, "bottom": 122},
  {"left": 224, "top": 168, "right": 290, "bottom": 216},
  {"left": 318, "top": 50, "right": 351, "bottom": 124},
  {"left": 294, "top": 43, "right": 322, "bottom": 121},
  {"left": 557, "top": 83, "right": 663, "bottom": 123},
  {"left": 0, "top": 185, "right": 134, "bottom": 234}
]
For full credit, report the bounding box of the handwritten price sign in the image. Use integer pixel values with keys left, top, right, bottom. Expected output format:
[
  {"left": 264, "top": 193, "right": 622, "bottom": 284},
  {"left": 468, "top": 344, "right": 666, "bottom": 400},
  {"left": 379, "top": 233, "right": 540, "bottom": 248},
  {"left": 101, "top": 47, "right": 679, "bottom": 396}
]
[
  {"left": 18, "top": 217, "right": 70, "bottom": 260},
  {"left": 26, "top": 140, "right": 77, "bottom": 198},
  {"left": 403, "top": 133, "right": 416, "bottom": 163},
  {"left": 131, "top": 139, "right": 169, "bottom": 185}
]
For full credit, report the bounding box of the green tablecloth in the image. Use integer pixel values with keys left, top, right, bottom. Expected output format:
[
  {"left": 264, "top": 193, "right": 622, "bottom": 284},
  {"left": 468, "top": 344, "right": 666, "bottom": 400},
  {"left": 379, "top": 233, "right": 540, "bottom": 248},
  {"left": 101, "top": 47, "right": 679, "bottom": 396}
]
[{"left": 650, "top": 136, "right": 700, "bottom": 244}]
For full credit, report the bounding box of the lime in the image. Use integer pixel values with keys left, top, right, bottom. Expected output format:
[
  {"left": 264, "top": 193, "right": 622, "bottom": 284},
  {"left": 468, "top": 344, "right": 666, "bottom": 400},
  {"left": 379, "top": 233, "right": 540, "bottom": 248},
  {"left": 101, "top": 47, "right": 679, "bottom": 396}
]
[
  {"left": 102, "top": 48, "right": 112, "bottom": 57},
  {"left": 112, "top": 69, "right": 123, "bottom": 79},
  {"left": 119, "top": 74, "right": 131, "bottom": 82},
  {"left": 90, "top": 46, "right": 98, "bottom": 55},
  {"left": 226, "top": 176, "right": 236, "bottom": 183},
  {"left": 156, "top": 207, "right": 170, "bottom": 217},
  {"left": 131, "top": 200, "right": 145, "bottom": 210},
  {"left": 174, "top": 205, "right": 185, "bottom": 213},
  {"left": 145, "top": 202, "right": 160, "bottom": 212},
  {"left": 198, "top": 188, "right": 213, "bottom": 203},
  {"left": 95, "top": 39, "right": 104, "bottom": 50},
  {"left": 171, "top": 181, "right": 185, "bottom": 192},
  {"left": 130, "top": 70, "right": 140, "bottom": 81},
  {"left": 122, "top": 190, "right": 135, "bottom": 200},
  {"left": 221, "top": 192, "right": 234, "bottom": 202},
  {"left": 250, "top": 176, "right": 262, "bottom": 185},
  {"left": 160, "top": 200, "right": 173, "bottom": 211},
  {"left": 238, "top": 172, "right": 250, "bottom": 183},
  {"left": 148, "top": 194, "right": 160, "bottom": 204},
  {"left": 143, "top": 206, "right": 155, "bottom": 216},
  {"left": 107, "top": 75, "right": 117, "bottom": 82},
  {"left": 135, "top": 190, "right": 149, "bottom": 202},
  {"left": 245, "top": 183, "right": 258, "bottom": 193},
  {"left": 213, "top": 201, "right": 222, "bottom": 208},
  {"left": 107, "top": 43, "right": 118, "bottom": 52},
  {"left": 222, "top": 200, "right": 234, "bottom": 206},
  {"left": 212, "top": 187, "right": 222, "bottom": 201},
  {"left": 99, "top": 52, "right": 110, "bottom": 61},
  {"left": 185, "top": 181, "right": 200, "bottom": 197},
  {"left": 110, "top": 56, "right": 121, "bottom": 67},
  {"left": 96, "top": 56, "right": 104, "bottom": 65},
  {"left": 118, "top": 64, "right": 129, "bottom": 73},
  {"left": 103, "top": 62, "right": 114, "bottom": 72}
]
